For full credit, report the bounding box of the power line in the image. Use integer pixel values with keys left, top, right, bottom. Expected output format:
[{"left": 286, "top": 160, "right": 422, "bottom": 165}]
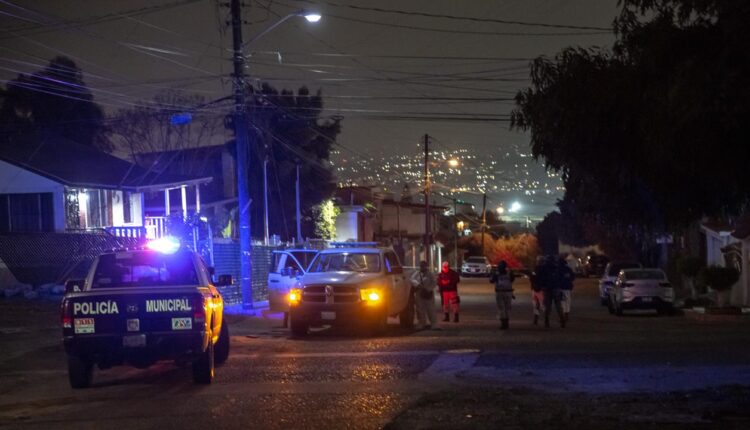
[{"left": 291, "top": 0, "right": 613, "bottom": 31}]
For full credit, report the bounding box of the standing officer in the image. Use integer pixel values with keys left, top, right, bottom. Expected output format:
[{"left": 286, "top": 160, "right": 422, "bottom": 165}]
[
  {"left": 530, "top": 256, "right": 546, "bottom": 326},
  {"left": 437, "top": 261, "right": 461, "bottom": 323},
  {"left": 410, "top": 260, "right": 438, "bottom": 329},
  {"left": 490, "top": 260, "right": 515, "bottom": 330}
]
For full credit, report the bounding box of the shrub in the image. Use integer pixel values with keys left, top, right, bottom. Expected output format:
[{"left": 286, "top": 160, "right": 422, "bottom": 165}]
[{"left": 699, "top": 266, "right": 740, "bottom": 291}]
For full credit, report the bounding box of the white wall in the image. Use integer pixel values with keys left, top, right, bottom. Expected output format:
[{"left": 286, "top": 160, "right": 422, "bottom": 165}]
[
  {"left": 335, "top": 207, "right": 361, "bottom": 241},
  {"left": 0, "top": 159, "right": 66, "bottom": 232}
]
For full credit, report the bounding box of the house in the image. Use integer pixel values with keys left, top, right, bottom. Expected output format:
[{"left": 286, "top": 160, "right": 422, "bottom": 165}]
[
  {"left": 0, "top": 136, "right": 212, "bottom": 239},
  {"left": 332, "top": 186, "right": 448, "bottom": 269},
  {"left": 0, "top": 136, "right": 212, "bottom": 287}
]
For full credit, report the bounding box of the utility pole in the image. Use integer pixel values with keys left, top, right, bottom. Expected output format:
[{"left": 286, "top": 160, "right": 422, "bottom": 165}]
[
  {"left": 423, "top": 134, "right": 431, "bottom": 268},
  {"left": 453, "top": 198, "right": 458, "bottom": 268},
  {"left": 481, "top": 192, "right": 487, "bottom": 256},
  {"left": 295, "top": 163, "right": 302, "bottom": 244},
  {"left": 263, "top": 157, "right": 269, "bottom": 245},
  {"left": 230, "top": 0, "right": 253, "bottom": 308}
]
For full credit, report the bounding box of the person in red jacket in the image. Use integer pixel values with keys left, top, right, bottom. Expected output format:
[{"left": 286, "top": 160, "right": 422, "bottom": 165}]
[{"left": 437, "top": 261, "right": 461, "bottom": 322}]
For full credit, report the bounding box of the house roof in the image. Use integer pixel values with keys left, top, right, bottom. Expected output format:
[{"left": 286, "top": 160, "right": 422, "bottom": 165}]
[{"left": 0, "top": 135, "right": 212, "bottom": 191}]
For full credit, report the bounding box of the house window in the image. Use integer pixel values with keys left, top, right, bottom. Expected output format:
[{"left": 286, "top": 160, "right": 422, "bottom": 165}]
[{"left": 0, "top": 193, "right": 54, "bottom": 233}]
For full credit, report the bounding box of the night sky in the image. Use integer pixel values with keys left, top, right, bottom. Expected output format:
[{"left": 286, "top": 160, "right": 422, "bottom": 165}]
[{"left": 0, "top": 0, "right": 619, "bottom": 217}]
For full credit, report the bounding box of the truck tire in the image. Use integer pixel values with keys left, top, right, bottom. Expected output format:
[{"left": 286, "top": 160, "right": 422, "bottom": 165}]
[
  {"left": 290, "top": 316, "right": 308, "bottom": 338},
  {"left": 369, "top": 311, "right": 388, "bottom": 336},
  {"left": 192, "top": 340, "right": 215, "bottom": 384},
  {"left": 67, "top": 355, "right": 93, "bottom": 389},
  {"left": 398, "top": 297, "right": 415, "bottom": 329},
  {"left": 214, "top": 319, "right": 230, "bottom": 365}
]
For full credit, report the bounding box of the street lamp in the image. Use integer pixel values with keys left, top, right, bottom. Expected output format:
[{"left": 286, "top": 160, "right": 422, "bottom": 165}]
[
  {"left": 230, "top": 1, "right": 322, "bottom": 309},
  {"left": 509, "top": 201, "right": 522, "bottom": 213},
  {"left": 244, "top": 10, "right": 322, "bottom": 46},
  {"left": 496, "top": 206, "right": 505, "bottom": 215},
  {"left": 447, "top": 158, "right": 460, "bottom": 168}
]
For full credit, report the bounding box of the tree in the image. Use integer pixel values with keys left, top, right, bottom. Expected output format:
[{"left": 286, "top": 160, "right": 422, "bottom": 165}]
[
  {"left": 110, "top": 90, "right": 223, "bottom": 155},
  {"left": 0, "top": 56, "right": 109, "bottom": 150},
  {"left": 227, "top": 83, "right": 341, "bottom": 240},
  {"left": 511, "top": 0, "right": 750, "bottom": 256}
]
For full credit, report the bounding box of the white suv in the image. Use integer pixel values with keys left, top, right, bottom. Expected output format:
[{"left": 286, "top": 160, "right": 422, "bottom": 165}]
[
  {"left": 288, "top": 246, "right": 414, "bottom": 336},
  {"left": 461, "top": 256, "right": 492, "bottom": 277}
]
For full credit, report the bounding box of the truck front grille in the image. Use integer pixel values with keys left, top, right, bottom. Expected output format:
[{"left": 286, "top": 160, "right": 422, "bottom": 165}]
[{"left": 302, "top": 284, "right": 360, "bottom": 304}]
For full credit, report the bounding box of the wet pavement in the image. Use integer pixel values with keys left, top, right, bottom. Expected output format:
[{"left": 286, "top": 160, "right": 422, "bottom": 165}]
[{"left": 1, "top": 277, "right": 750, "bottom": 429}]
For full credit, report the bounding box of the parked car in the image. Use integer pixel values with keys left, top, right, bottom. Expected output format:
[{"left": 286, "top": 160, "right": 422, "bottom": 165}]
[
  {"left": 461, "top": 256, "right": 492, "bottom": 277},
  {"left": 61, "top": 239, "right": 231, "bottom": 388},
  {"left": 599, "top": 261, "right": 643, "bottom": 305},
  {"left": 288, "top": 246, "right": 414, "bottom": 336},
  {"left": 608, "top": 268, "right": 675, "bottom": 315},
  {"left": 583, "top": 254, "right": 610, "bottom": 277},
  {"left": 268, "top": 249, "right": 319, "bottom": 326}
]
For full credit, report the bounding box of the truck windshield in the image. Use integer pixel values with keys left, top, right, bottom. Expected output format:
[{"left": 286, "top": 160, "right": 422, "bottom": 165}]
[
  {"left": 91, "top": 251, "right": 199, "bottom": 288},
  {"left": 308, "top": 252, "right": 381, "bottom": 273}
]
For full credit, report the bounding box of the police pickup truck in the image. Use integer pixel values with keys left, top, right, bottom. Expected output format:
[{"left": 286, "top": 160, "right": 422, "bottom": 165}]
[
  {"left": 61, "top": 238, "right": 230, "bottom": 388},
  {"left": 288, "top": 245, "right": 414, "bottom": 336}
]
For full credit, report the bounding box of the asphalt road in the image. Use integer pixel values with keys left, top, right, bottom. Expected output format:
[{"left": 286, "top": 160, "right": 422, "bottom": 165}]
[{"left": 1, "top": 277, "right": 750, "bottom": 429}]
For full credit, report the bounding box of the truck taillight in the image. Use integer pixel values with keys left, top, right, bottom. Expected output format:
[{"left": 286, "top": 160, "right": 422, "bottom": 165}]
[
  {"left": 193, "top": 297, "right": 206, "bottom": 325},
  {"left": 61, "top": 299, "right": 72, "bottom": 328}
]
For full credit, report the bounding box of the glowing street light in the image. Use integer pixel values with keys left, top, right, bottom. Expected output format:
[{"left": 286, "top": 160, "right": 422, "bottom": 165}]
[
  {"left": 509, "top": 201, "right": 522, "bottom": 213},
  {"left": 303, "top": 13, "right": 322, "bottom": 22},
  {"left": 447, "top": 158, "right": 460, "bottom": 168},
  {"left": 496, "top": 206, "right": 505, "bottom": 215}
]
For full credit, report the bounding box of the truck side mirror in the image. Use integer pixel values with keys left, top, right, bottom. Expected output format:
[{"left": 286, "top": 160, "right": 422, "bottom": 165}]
[
  {"left": 216, "top": 274, "right": 233, "bottom": 286},
  {"left": 65, "top": 279, "right": 84, "bottom": 294}
]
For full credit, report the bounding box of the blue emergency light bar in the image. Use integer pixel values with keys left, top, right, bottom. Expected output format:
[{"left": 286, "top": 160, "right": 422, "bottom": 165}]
[{"left": 329, "top": 241, "right": 379, "bottom": 248}]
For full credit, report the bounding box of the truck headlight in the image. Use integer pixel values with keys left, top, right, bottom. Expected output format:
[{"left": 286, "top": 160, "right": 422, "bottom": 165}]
[
  {"left": 289, "top": 288, "right": 302, "bottom": 306},
  {"left": 360, "top": 288, "right": 382, "bottom": 303}
]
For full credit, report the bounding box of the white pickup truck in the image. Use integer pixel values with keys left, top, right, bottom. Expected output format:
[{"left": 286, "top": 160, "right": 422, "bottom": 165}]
[{"left": 288, "top": 246, "right": 414, "bottom": 336}]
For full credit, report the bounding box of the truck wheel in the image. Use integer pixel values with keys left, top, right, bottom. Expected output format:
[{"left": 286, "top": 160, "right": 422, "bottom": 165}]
[
  {"left": 290, "top": 316, "right": 308, "bottom": 338},
  {"left": 214, "top": 320, "right": 230, "bottom": 366},
  {"left": 398, "top": 297, "right": 415, "bottom": 329},
  {"left": 67, "top": 355, "right": 93, "bottom": 389},
  {"left": 192, "top": 340, "right": 215, "bottom": 384}
]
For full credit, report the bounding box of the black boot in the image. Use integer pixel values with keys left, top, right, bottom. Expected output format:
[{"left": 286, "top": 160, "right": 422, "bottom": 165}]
[
  {"left": 561, "top": 316, "right": 566, "bottom": 328},
  {"left": 501, "top": 318, "right": 509, "bottom": 330},
  {"left": 544, "top": 317, "right": 550, "bottom": 328},
  {"left": 533, "top": 315, "right": 538, "bottom": 326},
  {"left": 453, "top": 313, "right": 459, "bottom": 323},
  {"left": 443, "top": 313, "right": 450, "bottom": 322}
]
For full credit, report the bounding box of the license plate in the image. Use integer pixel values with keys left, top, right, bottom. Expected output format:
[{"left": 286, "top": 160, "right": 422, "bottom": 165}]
[
  {"left": 641, "top": 297, "right": 652, "bottom": 302},
  {"left": 321, "top": 311, "right": 336, "bottom": 320},
  {"left": 171, "top": 317, "right": 192, "bottom": 330},
  {"left": 123, "top": 334, "right": 146, "bottom": 347}
]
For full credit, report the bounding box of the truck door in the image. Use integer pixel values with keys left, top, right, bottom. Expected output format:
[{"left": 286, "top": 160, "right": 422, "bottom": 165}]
[
  {"left": 384, "top": 251, "right": 407, "bottom": 314},
  {"left": 268, "top": 252, "right": 305, "bottom": 313}
]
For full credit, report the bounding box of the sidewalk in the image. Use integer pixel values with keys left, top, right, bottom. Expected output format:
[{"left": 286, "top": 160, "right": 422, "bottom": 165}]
[{"left": 224, "top": 301, "right": 290, "bottom": 338}]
